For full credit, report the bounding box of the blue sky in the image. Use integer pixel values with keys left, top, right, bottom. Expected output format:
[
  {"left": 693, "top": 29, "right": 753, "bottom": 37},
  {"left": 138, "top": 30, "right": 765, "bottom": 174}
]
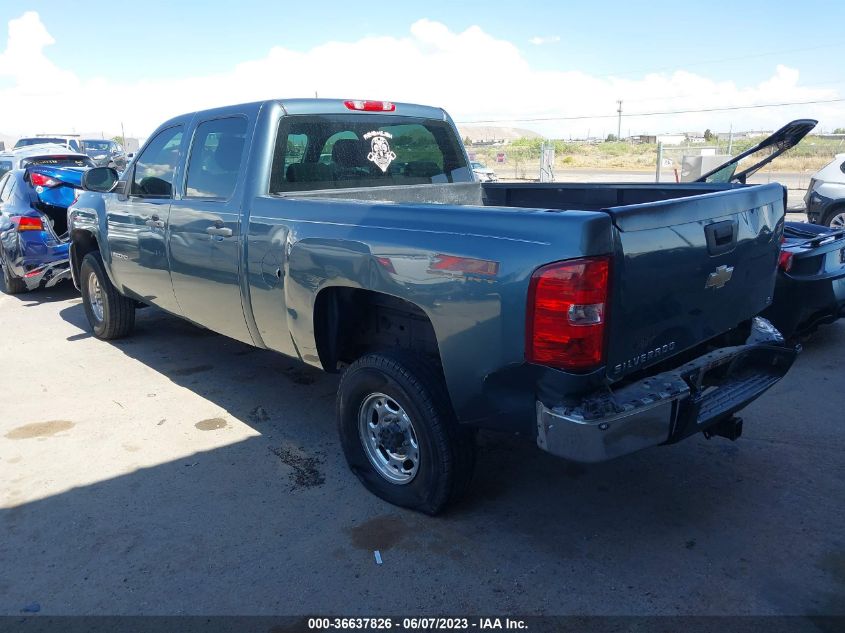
[
  {"left": 1, "top": 1, "right": 844, "bottom": 137},
  {"left": 9, "top": 0, "right": 840, "bottom": 85}
]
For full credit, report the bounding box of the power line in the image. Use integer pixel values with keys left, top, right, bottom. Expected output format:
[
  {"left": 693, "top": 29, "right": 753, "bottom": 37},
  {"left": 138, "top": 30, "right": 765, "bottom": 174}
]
[{"left": 458, "top": 97, "right": 845, "bottom": 125}]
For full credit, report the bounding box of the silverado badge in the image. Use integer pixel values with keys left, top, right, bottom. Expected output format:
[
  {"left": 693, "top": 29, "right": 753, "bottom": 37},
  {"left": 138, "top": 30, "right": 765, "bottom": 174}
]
[{"left": 705, "top": 264, "right": 734, "bottom": 289}]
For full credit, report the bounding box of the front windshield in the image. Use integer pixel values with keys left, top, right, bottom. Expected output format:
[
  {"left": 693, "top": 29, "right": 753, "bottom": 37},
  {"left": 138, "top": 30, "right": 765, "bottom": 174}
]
[
  {"left": 15, "top": 137, "right": 65, "bottom": 147},
  {"left": 84, "top": 141, "right": 111, "bottom": 152}
]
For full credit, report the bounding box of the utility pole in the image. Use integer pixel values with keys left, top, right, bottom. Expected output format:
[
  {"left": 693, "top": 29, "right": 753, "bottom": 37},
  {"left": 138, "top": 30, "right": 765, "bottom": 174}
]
[
  {"left": 616, "top": 100, "right": 623, "bottom": 141},
  {"left": 727, "top": 123, "right": 733, "bottom": 155},
  {"left": 120, "top": 121, "right": 126, "bottom": 147}
]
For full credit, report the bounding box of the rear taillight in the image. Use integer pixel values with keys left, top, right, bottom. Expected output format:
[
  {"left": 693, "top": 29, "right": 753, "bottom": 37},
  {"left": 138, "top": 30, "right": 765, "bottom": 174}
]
[
  {"left": 15, "top": 216, "right": 44, "bottom": 231},
  {"left": 343, "top": 100, "right": 396, "bottom": 112},
  {"left": 526, "top": 256, "right": 610, "bottom": 371},
  {"left": 778, "top": 250, "right": 794, "bottom": 272},
  {"left": 30, "top": 172, "right": 60, "bottom": 188}
]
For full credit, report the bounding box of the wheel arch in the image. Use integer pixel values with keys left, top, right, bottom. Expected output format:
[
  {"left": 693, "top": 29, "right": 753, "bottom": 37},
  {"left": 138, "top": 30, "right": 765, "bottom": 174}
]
[
  {"left": 822, "top": 201, "right": 845, "bottom": 227},
  {"left": 313, "top": 286, "right": 442, "bottom": 373},
  {"left": 69, "top": 229, "right": 100, "bottom": 289}
]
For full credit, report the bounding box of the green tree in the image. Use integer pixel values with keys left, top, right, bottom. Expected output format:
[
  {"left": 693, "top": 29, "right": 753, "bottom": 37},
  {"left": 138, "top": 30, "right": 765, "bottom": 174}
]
[
  {"left": 605, "top": 133, "right": 617, "bottom": 142},
  {"left": 834, "top": 127, "right": 845, "bottom": 134},
  {"left": 704, "top": 128, "right": 716, "bottom": 142}
]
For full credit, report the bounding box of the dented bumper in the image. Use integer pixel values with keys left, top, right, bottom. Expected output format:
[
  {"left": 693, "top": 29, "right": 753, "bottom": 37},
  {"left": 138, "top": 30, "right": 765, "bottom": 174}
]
[
  {"left": 536, "top": 318, "right": 798, "bottom": 463},
  {"left": 21, "top": 259, "right": 72, "bottom": 290}
]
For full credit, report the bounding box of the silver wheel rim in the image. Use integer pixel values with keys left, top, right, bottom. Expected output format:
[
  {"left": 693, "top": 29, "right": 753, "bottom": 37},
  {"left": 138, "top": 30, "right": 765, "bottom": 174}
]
[
  {"left": 358, "top": 392, "right": 420, "bottom": 484},
  {"left": 87, "top": 271, "right": 104, "bottom": 322},
  {"left": 830, "top": 212, "right": 845, "bottom": 229}
]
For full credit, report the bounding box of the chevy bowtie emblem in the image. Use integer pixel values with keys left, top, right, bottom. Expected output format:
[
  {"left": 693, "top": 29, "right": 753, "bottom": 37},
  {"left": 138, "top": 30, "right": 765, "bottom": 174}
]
[{"left": 706, "top": 264, "right": 734, "bottom": 289}]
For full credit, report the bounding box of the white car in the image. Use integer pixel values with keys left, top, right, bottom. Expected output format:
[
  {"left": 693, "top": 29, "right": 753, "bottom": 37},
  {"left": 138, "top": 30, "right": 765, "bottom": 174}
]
[
  {"left": 471, "top": 161, "right": 498, "bottom": 182},
  {"left": 805, "top": 153, "right": 845, "bottom": 228},
  {"left": 14, "top": 135, "right": 83, "bottom": 153}
]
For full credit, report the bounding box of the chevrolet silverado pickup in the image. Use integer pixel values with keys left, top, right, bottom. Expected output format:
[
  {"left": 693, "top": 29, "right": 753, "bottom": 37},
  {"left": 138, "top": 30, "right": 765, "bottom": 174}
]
[{"left": 68, "top": 98, "right": 797, "bottom": 514}]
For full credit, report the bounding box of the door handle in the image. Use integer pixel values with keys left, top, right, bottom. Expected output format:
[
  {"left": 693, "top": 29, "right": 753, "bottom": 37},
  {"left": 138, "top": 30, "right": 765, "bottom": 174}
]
[
  {"left": 206, "top": 226, "right": 233, "bottom": 238},
  {"left": 145, "top": 215, "right": 165, "bottom": 229}
]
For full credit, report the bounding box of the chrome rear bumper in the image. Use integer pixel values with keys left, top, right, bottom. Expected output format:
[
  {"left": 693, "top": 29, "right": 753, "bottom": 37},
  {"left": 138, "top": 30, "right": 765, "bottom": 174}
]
[{"left": 536, "top": 318, "right": 798, "bottom": 463}]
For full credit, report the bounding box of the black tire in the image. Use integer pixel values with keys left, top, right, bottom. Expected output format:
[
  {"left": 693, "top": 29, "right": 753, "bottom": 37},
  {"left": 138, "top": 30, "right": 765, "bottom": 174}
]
[
  {"left": 1, "top": 254, "right": 26, "bottom": 295},
  {"left": 336, "top": 351, "right": 476, "bottom": 515},
  {"left": 80, "top": 251, "right": 135, "bottom": 339},
  {"left": 822, "top": 205, "right": 845, "bottom": 229}
]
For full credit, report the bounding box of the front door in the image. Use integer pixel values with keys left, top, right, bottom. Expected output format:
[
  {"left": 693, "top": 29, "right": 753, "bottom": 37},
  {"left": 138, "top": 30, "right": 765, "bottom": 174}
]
[
  {"left": 168, "top": 115, "right": 253, "bottom": 344},
  {"left": 106, "top": 124, "right": 185, "bottom": 315}
]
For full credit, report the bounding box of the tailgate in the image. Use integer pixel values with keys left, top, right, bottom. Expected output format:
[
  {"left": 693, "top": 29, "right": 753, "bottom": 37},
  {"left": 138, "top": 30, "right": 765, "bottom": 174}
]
[{"left": 603, "top": 183, "right": 785, "bottom": 380}]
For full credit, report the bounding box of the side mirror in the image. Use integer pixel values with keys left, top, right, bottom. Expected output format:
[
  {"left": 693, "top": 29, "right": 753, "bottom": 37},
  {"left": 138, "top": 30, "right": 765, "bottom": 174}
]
[{"left": 82, "top": 167, "right": 120, "bottom": 193}]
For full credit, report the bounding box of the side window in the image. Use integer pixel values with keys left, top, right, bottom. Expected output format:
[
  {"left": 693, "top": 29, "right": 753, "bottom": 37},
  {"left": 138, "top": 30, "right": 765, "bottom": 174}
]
[
  {"left": 0, "top": 160, "right": 12, "bottom": 178},
  {"left": 131, "top": 126, "right": 184, "bottom": 198},
  {"left": 184, "top": 117, "right": 247, "bottom": 200},
  {"left": 69, "top": 139, "right": 81, "bottom": 152}
]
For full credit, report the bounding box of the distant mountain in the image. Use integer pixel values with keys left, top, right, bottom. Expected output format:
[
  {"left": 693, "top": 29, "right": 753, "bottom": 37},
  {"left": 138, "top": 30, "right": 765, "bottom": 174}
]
[{"left": 458, "top": 125, "right": 542, "bottom": 143}]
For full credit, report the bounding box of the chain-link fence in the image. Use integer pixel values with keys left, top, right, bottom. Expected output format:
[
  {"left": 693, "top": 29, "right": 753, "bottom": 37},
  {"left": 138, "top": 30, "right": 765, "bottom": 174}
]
[{"left": 466, "top": 136, "right": 845, "bottom": 187}]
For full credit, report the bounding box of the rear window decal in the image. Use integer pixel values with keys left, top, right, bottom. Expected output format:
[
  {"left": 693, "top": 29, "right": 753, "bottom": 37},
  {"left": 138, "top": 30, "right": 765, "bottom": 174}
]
[{"left": 364, "top": 131, "right": 396, "bottom": 173}]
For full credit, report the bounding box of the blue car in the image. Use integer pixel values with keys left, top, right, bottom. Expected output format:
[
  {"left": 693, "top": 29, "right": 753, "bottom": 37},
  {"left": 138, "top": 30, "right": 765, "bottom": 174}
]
[{"left": 0, "top": 163, "right": 86, "bottom": 293}]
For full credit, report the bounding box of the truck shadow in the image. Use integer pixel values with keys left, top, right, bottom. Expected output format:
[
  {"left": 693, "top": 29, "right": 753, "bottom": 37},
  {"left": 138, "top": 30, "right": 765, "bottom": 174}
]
[{"left": 4, "top": 302, "right": 839, "bottom": 614}]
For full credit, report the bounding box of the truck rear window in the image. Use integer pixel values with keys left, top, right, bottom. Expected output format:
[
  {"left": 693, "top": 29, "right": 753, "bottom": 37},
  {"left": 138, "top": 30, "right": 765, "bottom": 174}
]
[{"left": 269, "top": 115, "right": 472, "bottom": 193}]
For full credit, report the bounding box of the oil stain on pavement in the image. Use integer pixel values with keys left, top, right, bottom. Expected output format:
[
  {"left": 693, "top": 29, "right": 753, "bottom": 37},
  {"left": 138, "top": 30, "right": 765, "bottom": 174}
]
[
  {"left": 5, "top": 420, "right": 74, "bottom": 440},
  {"left": 347, "top": 514, "right": 409, "bottom": 551},
  {"left": 194, "top": 418, "right": 228, "bottom": 431}
]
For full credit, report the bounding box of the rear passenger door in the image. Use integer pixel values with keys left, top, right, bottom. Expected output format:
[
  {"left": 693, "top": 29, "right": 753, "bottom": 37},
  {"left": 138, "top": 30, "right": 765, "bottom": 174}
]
[{"left": 168, "top": 115, "right": 253, "bottom": 344}]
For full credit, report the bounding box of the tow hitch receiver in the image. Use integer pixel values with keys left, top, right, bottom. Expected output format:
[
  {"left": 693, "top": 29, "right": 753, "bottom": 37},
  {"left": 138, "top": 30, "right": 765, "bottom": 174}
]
[{"left": 704, "top": 416, "right": 743, "bottom": 441}]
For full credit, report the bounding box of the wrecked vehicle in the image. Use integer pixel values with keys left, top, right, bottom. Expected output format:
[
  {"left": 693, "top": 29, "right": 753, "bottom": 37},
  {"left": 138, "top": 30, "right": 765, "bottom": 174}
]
[
  {"left": 69, "top": 98, "right": 796, "bottom": 514},
  {"left": 696, "top": 119, "right": 845, "bottom": 338},
  {"left": 0, "top": 157, "right": 91, "bottom": 293}
]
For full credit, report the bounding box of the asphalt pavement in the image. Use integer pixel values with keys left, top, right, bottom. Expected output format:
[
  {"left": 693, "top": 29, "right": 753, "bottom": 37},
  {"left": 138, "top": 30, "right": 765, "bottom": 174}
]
[{"left": 1, "top": 283, "right": 843, "bottom": 616}]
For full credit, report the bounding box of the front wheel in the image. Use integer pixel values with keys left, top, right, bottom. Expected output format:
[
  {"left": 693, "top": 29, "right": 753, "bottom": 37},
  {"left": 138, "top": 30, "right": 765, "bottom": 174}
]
[
  {"left": 80, "top": 252, "right": 135, "bottom": 339},
  {"left": 336, "top": 351, "right": 476, "bottom": 515},
  {"left": 823, "top": 207, "right": 845, "bottom": 229}
]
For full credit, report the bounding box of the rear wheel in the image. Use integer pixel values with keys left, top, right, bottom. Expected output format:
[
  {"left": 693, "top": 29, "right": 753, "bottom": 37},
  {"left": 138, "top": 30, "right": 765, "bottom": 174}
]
[
  {"left": 336, "top": 351, "right": 476, "bottom": 515},
  {"left": 80, "top": 252, "right": 135, "bottom": 339},
  {"left": 823, "top": 207, "right": 845, "bottom": 229},
  {"left": 0, "top": 253, "right": 26, "bottom": 295}
]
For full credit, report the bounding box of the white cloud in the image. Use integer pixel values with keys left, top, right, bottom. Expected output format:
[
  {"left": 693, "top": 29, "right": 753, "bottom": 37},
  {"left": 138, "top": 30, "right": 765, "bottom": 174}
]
[
  {"left": 0, "top": 12, "right": 842, "bottom": 140},
  {"left": 529, "top": 35, "right": 561, "bottom": 46}
]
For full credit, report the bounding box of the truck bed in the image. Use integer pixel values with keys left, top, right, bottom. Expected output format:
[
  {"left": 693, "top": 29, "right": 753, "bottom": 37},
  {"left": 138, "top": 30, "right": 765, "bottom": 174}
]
[
  {"left": 277, "top": 180, "right": 786, "bottom": 385},
  {"left": 281, "top": 180, "right": 754, "bottom": 212}
]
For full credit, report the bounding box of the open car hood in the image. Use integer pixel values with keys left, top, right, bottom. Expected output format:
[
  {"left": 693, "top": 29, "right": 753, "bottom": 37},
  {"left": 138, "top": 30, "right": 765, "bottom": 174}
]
[{"left": 696, "top": 119, "right": 817, "bottom": 184}]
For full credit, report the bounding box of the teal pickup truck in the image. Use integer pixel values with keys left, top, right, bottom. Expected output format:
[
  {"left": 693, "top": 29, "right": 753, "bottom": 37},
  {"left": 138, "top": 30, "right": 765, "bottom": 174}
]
[{"left": 68, "top": 98, "right": 797, "bottom": 513}]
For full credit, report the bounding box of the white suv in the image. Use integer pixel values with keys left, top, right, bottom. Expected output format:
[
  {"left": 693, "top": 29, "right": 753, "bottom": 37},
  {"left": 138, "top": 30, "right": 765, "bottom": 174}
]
[{"left": 805, "top": 153, "right": 845, "bottom": 228}]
